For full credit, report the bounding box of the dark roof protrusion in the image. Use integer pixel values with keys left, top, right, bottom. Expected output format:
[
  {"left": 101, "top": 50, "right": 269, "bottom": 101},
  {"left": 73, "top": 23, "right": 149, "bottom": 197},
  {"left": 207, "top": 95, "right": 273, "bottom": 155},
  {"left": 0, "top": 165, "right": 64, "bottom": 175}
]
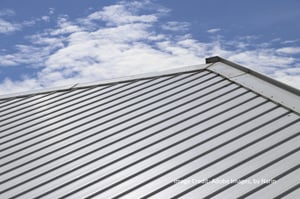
[{"left": 205, "top": 56, "right": 223, "bottom": 64}]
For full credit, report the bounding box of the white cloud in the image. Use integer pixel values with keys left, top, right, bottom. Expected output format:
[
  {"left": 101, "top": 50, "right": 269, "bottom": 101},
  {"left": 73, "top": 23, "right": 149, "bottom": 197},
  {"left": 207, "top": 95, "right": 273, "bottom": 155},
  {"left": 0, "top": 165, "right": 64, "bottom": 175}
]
[
  {"left": 22, "top": 20, "right": 36, "bottom": 27},
  {"left": 50, "top": 16, "right": 83, "bottom": 35},
  {"left": 22, "top": 14, "right": 54, "bottom": 27},
  {"left": 0, "top": 8, "right": 53, "bottom": 34},
  {"left": 86, "top": 2, "right": 158, "bottom": 26},
  {"left": 49, "top": 8, "right": 55, "bottom": 15},
  {"left": 0, "top": 9, "right": 15, "bottom": 16},
  {"left": 0, "top": 33, "right": 64, "bottom": 68},
  {"left": 276, "top": 47, "right": 300, "bottom": 54},
  {"left": 41, "top": 16, "right": 50, "bottom": 22},
  {"left": 207, "top": 28, "right": 221, "bottom": 33},
  {"left": 273, "top": 71, "right": 300, "bottom": 89},
  {"left": 0, "top": 18, "right": 21, "bottom": 34},
  {"left": 161, "top": 21, "right": 190, "bottom": 32},
  {"left": 0, "top": 78, "right": 41, "bottom": 94},
  {"left": 0, "top": 9, "right": 23, "bottom": 34},
  {"left": 0, "top": 0, "right": 299, "bottom": 95},
  {"left": 281, "top": 39, "right": 299, "bottom": 44}
]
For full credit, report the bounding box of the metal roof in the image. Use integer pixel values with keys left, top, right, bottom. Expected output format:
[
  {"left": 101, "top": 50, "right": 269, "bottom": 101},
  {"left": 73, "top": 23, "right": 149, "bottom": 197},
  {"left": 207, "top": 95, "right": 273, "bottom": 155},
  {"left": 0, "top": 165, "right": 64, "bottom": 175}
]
[{"left": 0, "top": 56, "right": 299, "bottom": 198}]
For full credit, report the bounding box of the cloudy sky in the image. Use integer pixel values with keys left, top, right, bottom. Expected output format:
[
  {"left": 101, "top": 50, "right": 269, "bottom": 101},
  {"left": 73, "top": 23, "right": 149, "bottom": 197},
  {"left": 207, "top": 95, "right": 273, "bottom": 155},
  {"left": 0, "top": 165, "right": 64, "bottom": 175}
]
[{"left": 0, "top": 0, "right": 300, "bottom": 95}]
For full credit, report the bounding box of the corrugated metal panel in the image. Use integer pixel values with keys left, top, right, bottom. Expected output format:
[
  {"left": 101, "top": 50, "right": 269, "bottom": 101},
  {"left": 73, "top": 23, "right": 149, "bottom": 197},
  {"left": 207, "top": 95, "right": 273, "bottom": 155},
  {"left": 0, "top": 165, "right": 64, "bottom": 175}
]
[{"left": 0, "top": 62, "right": 299, "bottom": 199}]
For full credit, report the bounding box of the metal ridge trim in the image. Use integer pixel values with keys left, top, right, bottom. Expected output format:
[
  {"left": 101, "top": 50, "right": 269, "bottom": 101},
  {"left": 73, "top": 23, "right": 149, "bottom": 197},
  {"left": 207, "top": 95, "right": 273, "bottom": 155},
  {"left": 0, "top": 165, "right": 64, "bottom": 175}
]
[
  {"left": 206, "top": 56, "right": 300, "bottom": 96},
  {"left": 0, "top": 63, "right": 211, "bottom": 100},
  {"left": 206, "top": 56, "right": 300, "bottom": 114}
]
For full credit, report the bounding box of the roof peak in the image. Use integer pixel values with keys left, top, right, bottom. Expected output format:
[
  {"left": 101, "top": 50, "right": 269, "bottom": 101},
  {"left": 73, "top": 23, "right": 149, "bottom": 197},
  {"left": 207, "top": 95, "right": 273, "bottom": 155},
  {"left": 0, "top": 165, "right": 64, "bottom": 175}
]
[
  {"left": 1, "top": 56, "right": 300, "bottom": 114},
  {"left": 206, "top": 56, "right": 300, "bottom": 97}
]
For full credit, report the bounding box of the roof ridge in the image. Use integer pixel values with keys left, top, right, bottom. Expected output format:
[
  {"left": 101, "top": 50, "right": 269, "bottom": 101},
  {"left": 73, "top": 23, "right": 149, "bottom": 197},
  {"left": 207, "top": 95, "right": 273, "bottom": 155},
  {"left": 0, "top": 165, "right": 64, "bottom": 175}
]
[
  {"left": 206, "top": 56, "right": 300, "bottom": 97},
  {"left": 0, "top": 63, "right": 211, "bottom": 100}
]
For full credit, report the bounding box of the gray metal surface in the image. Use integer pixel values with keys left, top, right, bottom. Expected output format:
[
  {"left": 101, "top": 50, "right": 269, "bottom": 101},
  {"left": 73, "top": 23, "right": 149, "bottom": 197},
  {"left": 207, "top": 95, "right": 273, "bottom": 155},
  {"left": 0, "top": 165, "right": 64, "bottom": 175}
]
[{"left": 0, "top": 62, "right": 300, "bottom": 198}]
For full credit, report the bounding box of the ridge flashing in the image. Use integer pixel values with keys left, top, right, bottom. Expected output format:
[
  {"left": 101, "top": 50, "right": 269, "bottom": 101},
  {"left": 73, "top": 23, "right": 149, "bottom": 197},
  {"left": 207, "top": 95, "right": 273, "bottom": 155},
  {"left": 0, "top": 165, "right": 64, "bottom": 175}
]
[
  {"left": 206, "top": 58, "right": 300, "bottom": 114},
  {"left": 0, "top": 63, "right": 211, "bottom": 100}
]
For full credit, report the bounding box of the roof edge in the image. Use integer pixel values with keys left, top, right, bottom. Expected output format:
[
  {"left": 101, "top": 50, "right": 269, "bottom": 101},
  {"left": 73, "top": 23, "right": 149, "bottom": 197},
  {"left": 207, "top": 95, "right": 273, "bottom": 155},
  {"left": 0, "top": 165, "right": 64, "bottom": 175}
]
[
  {"left": 206, "top": 56, "right": 300, "bottom": 97},
  {"left": 0, "top": 63, "right": 211, "bottom": 100},
  {"left": 206, "top": 56, "right": 300, "bottom": 114}
]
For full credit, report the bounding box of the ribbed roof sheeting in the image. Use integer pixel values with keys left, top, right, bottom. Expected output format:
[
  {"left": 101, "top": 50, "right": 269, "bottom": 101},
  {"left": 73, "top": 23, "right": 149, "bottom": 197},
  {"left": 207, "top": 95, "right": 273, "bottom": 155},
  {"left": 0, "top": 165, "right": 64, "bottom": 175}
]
[{"left": 0, "top": 67, "right": 300, "bottom": 199}]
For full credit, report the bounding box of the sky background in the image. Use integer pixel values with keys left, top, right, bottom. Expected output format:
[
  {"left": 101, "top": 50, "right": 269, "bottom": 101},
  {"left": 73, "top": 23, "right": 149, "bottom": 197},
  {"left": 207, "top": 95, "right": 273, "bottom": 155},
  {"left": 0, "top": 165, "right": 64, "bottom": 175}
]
[{"left": 0, "top": 0, "right": 299, "bottom": 95}]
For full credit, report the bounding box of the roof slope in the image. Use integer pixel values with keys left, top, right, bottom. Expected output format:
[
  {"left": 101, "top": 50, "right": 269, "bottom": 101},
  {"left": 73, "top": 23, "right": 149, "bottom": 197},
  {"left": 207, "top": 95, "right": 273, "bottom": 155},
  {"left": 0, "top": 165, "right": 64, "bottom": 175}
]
[{"left": 0, "top": 57, "right": 299, "bottom": 198}]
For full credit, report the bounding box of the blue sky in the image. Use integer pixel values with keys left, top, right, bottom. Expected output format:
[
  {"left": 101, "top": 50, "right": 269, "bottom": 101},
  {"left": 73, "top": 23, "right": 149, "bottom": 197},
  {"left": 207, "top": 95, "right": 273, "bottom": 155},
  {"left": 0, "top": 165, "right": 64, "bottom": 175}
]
[{"left": 0, "top": 0, "right": 300, "bottom": 95}]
